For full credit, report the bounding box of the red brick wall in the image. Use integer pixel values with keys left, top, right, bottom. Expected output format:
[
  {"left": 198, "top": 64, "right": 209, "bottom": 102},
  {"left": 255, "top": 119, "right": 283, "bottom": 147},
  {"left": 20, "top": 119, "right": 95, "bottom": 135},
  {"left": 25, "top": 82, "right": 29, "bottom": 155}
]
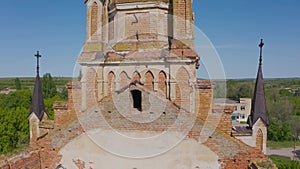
[
  {"left": 67, "top": 82, "right": 82, "bottom": 113},
  {"left": 204, "top": 131, "right": 270, "bottom": 169},
  {"left": 218, "top": 112, "right": 233, "bottom": 135},
  {"left": 173, "top": 0, "right": 192, "bottom": 39},
  {"left": 196, "top": 81, "right": 214, "bottom": 122},
  {"left": 0, "top": 150, "right": 41, "bottom": 169},
  {"left": 38, "top": 109, "right": 82, "bottom": 168},
  {"left": 125, "top": 12, "right": 150, "bottom": 40},
  {"left": 86, "top": 68, "right": 98, "bottom": 108},
  {"left": 173, "top": 0, "right": 186, "bottom": 37},
  {"left": 211, "top": 105, "right": 233, "bottom": 135}
]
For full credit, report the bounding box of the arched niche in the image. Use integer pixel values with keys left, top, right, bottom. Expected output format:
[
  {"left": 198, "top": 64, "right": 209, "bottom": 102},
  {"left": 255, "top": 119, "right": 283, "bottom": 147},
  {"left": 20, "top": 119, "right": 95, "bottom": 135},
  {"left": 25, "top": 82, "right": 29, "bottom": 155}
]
[
  {"left": 119, "top": 71, "right": 130, "bottom": 89},
  {"left": 158, "top": 70, "right": 167, "bottom": 98},
  {"left": 175, "top": 66, "right": 190, "bottom": 111},
  {"left": 144, "top": 71, "right": 154, "bottom": 91},
  {"left": 256, "top": 129, "right": 263, "bottom": 151},
  {"left": 132, "top": 71, "right": 141, "bottom": 83},
  {"left": 107, "top": 71, "right": 116, "bottom": 96}
]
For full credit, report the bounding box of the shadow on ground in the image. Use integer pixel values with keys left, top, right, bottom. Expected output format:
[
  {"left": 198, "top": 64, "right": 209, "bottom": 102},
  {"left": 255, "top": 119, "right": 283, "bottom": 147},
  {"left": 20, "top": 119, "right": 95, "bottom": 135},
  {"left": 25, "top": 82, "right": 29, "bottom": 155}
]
[{"left": 296, "top": 149, "right": 300, "bottom": 159}]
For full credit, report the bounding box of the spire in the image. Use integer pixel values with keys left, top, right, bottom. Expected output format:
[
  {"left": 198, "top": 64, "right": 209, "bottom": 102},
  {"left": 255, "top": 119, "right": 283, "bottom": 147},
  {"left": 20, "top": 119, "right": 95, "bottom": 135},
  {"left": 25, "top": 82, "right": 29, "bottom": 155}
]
[
  {"left": 29, "top": 51, "right": 46, "bottom": 121},
  {"left": 248, "top": 39, "right": 269, "bottom": 127}
]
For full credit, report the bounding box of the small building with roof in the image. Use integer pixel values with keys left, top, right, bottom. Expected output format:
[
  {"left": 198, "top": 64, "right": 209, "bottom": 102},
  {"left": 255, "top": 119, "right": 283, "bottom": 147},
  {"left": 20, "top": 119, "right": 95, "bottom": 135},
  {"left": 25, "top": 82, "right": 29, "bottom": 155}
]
[
  {"left": 214, "top": 98, "right": 251, "bottom": 123},
  {"left": 0, "top": 88, "right": 16, "bottom": 94}
]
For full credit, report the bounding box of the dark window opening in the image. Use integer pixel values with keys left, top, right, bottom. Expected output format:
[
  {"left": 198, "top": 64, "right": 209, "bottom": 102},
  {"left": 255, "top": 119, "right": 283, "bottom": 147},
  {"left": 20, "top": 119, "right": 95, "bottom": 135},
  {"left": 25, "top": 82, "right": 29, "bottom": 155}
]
[
  {"left": 233, "top": 106, "right": 237, "bottom": 111},
  {"left": 131, "top": 90, "right": 142, "bottom": 111},
  {"left": 241, "top": 106, "right": 246, "bottom": 110},
  {"left": 232, "top": 116, "right": 236, "bottom": 121}
]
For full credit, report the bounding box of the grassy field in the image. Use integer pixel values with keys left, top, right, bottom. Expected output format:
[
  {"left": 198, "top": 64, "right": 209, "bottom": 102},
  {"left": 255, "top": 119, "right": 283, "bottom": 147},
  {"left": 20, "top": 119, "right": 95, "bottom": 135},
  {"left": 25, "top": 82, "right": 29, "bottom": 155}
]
[
  {"left": 269, "top": 155, "right": 300, "bottom": 169},
  {"left": 0, "top": 77, "right": 73, "bottom": 90},
  {"left": 267, "top": 140, "right": 300, "bottom": 148}
]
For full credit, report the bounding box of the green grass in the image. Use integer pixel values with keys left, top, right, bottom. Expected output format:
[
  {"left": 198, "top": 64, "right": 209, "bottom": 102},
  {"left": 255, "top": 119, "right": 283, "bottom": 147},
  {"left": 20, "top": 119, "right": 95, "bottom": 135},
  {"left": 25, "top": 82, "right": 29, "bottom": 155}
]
[
  {"left": 267, "top": 140, "right": 300, "bottom": 148},
  {"left": 269, "top": 155, "right": 300, "bottom": 169}
]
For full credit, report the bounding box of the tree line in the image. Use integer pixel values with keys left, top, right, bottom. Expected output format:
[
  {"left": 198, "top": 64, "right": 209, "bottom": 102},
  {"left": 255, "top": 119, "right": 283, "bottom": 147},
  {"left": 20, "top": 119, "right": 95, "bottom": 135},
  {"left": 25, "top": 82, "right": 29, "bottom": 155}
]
[{"left": 0, "top": 73, "right": 67, "bottom": 154}]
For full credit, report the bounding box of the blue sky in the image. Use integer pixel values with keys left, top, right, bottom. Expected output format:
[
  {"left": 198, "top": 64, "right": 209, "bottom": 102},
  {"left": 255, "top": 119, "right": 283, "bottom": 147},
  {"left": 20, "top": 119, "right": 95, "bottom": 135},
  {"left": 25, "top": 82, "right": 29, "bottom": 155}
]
[{"left": 0, "top": 0, "right": 299, "bottom": 79}]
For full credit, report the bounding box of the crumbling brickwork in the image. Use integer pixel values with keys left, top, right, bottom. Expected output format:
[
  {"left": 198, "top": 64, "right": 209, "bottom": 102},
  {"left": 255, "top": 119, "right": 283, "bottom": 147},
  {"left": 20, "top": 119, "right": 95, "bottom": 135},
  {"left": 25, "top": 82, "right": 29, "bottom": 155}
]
[
  {"left": 196, "top": 80, "right": 214, "bottom": 122},
  {"left": 203, "top": 130, "right": 271, "bottom": 169},
  {"left": 0, "top": 150, "right": 41, "bottom": 169}
]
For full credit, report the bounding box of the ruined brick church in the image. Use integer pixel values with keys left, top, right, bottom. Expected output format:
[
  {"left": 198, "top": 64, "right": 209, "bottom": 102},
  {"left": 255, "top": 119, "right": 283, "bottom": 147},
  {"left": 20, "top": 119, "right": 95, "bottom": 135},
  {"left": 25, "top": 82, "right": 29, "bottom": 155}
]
[{"left": 0, "top": 0, "right": 275, "bottom": 168}]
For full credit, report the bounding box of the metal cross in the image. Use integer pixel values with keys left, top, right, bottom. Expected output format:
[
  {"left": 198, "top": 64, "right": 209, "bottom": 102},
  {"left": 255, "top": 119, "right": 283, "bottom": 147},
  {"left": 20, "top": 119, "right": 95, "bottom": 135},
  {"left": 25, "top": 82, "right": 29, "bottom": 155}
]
[
  {"left": 34, "top": 51, "right": 42, "bottom": 75},
  {"left": 259, "top": 39, "right": 264, "bottom": 65}
]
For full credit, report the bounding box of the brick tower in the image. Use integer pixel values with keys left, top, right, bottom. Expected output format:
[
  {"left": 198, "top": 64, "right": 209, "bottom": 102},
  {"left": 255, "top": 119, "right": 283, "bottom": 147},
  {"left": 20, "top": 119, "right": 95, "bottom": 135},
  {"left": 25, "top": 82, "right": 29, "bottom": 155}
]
[{"left": 78, "top": 0, "right": 199, "bottom": 113}]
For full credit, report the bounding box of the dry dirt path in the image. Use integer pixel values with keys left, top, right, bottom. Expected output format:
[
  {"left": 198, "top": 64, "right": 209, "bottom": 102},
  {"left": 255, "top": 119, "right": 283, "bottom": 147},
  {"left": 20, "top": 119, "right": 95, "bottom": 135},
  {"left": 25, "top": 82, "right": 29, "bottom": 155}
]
[{"left": 267, "top": 146, "right": 300, "bottom": 160}]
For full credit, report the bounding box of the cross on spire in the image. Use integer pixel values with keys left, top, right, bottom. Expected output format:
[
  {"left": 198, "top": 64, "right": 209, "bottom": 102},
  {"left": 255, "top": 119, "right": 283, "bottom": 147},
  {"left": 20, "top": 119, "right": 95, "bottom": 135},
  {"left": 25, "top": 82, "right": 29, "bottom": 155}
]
[
  {"left": 34, "top": 51, "right": 42, "bottom": 75},
  {"left": 30, "top": 50, "right": 46, "bottom": 121},
  {"left": 259, "top": 39, "right": 264, "bottom": 65}
]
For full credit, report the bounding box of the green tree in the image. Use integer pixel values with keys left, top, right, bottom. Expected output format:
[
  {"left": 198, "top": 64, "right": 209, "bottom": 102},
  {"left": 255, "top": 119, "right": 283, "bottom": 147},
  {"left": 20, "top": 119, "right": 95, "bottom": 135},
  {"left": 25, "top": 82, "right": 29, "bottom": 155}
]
[
  {"left": 0, "top": 76, "right": 71, "bottom": 154},
  {"left": 296, "top": 89, "right": 300, "bottom": 98},
  {"left": 224, "top": 79, "right": 299, "bottom": 142},
  {"left": 290, "top": 96, "right": 300, "bottom": 116},
  {"left": 0, "top": 90, "right": 30, "bottom": 154},
  {"left": 14, "top": 78, "right": 22, "bottom": 90},
  {"left": 214, "top": 81, "right": 227, "bottom": 98},
  {"left": 279, "top": 89, "right": 293, "bottom": 97},
  {"left": 225, "top": 80, "right": 254, "bottom": 100},
  {"left": 41, "top": 73, "right": 57, "bottom": 99},
  {"left": 44, "top": 95, "right": 65, "bottom": 120}
]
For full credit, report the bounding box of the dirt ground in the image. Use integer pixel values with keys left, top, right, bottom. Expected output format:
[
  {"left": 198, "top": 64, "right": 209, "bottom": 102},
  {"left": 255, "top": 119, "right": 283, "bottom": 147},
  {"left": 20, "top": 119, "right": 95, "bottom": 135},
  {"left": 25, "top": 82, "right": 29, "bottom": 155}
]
[{"left": 267, "top": 146, "right": 300, "bottom": 160}]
